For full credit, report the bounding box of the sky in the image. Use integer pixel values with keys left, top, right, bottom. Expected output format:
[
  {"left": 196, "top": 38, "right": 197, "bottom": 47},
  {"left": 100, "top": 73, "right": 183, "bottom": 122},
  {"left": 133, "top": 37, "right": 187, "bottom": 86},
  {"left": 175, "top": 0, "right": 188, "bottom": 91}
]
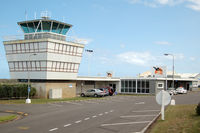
[{"left": 0, "top": 0, "right": 200, "bottom": 78}]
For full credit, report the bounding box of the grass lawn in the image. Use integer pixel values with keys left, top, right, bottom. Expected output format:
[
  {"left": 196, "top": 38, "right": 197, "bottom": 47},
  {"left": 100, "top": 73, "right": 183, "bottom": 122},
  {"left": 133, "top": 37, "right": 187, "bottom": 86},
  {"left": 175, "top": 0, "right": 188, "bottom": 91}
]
[
  {"left": 0, "top": 97, "right": 101, "bottom": 104},
  {"left": 0, "top": 115, "right": 17, "bottom": 123},
  {"left": 149, "top": 105, "right": 200, "bottom": 133}
]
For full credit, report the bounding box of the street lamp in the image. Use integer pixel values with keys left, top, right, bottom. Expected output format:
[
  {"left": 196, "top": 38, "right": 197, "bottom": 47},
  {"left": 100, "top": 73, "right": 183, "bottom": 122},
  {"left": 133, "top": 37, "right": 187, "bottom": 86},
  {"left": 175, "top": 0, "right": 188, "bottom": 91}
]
[
  {"left": 85, "top": 49, "right": 93, "bottom": 76},
  {"left": 26, "top": 53, "right": 37, "bottom": 104},
  {"left": 164, "top": 53, "right": 175, "bottom": 89}
]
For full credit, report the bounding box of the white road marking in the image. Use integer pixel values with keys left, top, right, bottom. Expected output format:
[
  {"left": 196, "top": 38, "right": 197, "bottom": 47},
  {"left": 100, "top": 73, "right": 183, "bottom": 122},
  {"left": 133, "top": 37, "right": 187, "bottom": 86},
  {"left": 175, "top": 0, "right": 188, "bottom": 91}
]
[
  {"left": 99, "top": 113, "right": 103, "bottom": 116},
  {"left": 75, "top": 120, "right": 82, "bottom": 123},
  {"left": 132, "top": 110, "right": 160, "bottom": 113},
  {"left": 135, "top": 102, "right": 145, "bottom": 104},
  {"left": 110, "top": 110, "right": 114, "bottom": 112},
  {"left": 49, "top": 128, "right": 58, "bottom": 131},
  {"left": 101, "top": 121, "right": 151, "bottom": 126},
  {"left": 84, "top": 101, "right": 97, "bottom": 104},
  {"left": 65, "top": 101, "right": 82, "bottom": 105},
  {"left": 64, "top": 124, "right": 71, "bottom": 127},
  {"left": 120, "top": 115, "right": 157, "bottom": 118},
  {"left": 84, "top": 117, "right": 90, "bottom": 120},
  {"left": 48, "top": 103, "right": 63, "bottom": 107},
  {"left": 105, "top": 112, "right": 108, "bottom": 114},
  {"left": 140, "top": 112, "right": 161, "bottom": 133},
  {"left": 92, "top": 115, "right": 97, "bottom": 118}
]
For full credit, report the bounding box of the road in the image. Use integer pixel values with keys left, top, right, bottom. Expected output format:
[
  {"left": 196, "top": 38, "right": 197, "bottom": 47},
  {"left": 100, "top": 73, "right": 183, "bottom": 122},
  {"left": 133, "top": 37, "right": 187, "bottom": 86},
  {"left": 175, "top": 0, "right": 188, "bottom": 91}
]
[{"left": 0, "top": 92, "right": 199, "bottom": 133}]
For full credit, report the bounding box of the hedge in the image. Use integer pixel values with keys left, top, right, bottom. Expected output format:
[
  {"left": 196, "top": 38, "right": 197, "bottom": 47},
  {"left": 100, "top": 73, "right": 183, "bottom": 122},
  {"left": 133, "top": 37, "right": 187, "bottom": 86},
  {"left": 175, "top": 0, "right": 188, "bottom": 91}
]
[{"left": 0, "top": 84, "right": 36, "bottom": 99}]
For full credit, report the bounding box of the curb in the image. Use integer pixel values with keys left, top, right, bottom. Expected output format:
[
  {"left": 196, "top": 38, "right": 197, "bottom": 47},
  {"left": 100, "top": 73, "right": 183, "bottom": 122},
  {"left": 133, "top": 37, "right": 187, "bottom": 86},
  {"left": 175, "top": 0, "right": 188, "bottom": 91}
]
[
  {"left": 4, "top": 110, "right": 29, "bottom": 116},
  {"left": 0, "top": 110, "right": 29, "bottom": 124},
  {"left": 141, "top": 112, "right": 161, "bottom": 133}
]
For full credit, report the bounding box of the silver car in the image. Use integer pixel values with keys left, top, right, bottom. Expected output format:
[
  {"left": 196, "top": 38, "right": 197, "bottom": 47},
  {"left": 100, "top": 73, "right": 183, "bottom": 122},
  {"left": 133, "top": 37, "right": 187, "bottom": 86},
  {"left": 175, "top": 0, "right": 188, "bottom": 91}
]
[{"left": 81, "top": 89, "right": 105, "bottom": 97}]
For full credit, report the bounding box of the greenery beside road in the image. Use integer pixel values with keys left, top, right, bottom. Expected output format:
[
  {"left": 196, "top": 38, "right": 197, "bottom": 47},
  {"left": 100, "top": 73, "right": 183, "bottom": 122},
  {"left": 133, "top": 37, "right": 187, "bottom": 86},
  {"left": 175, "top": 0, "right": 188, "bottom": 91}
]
[
  {"left": 0, "top": 84, "right": 36, "bottom": 99},
  {"left": 0, "top": 96, "right": 100, "bottom": 104},
  {"left": 0, "top": 115, "right": 17, "bottom": 123},
  {"left": 149, "top": 105, "right": 200, "bottom": 133}
]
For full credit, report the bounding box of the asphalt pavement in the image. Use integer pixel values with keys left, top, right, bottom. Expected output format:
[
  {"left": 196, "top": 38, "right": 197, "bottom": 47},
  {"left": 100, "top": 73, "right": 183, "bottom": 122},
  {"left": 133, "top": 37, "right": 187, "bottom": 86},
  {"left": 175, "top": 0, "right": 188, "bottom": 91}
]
[{"left": 0, "top": 91, "right": 199, "bottom": 133}]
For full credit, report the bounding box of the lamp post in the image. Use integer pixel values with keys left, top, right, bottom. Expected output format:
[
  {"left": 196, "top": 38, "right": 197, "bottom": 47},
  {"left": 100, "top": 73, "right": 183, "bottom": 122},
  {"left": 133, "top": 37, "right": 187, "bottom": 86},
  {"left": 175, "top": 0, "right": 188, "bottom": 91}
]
[
  {"left": 26, "top": 53, "right": 37, "bottom": 104},
  {"left": 85, "top": 49, "right": 93, "bottom": 76},
  {"left": 164, "top": 53, "right": 175, "bottom": 89}
]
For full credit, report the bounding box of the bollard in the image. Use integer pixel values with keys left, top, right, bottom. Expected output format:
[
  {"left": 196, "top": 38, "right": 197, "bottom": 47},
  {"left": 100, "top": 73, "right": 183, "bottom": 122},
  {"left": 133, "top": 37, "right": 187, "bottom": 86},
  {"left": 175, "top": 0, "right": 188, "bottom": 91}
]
[{"left": 170, "top": 99, "right": 175, "bottom": 105}]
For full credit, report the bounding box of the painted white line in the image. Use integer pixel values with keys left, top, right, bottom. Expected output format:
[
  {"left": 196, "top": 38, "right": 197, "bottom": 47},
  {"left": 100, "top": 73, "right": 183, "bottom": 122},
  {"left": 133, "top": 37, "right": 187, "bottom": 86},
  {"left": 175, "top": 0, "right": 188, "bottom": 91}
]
[
  {"left": 64, "top": 124, "right": 71, "bottom": 127},
  {"left": 135, "top": 102, "right": 145, "bottom": 104},
  {"left": 101, "top": 121, "right": 151, "bottom": 127},
  {"left": 132, "top": 110, "right": 160, "bottom": 113},
  {"left": 48, "top": 103, "right": 63, "bottom": 107},
  {"left": 105, "top": 112, "right": 108, "bottom": 114},
  {"left": 84, "top": 117, "right": 90, "bottom": 120},
  {"left": 120, "top": 115, "right": 157, "bottom": 118},
  {"left": 92, "top": 115, "right": 97, "bottom": 118},
  {"left": 49, "top": 128, "right": 58, "bottom": 131},
  {"left": 65, "top": 101, "right": 82, "bottom": 105},
  {"left": 75, "top": 120, "right": 82, "bottom": 124},
  {"left": 110, "top": 110, "right": 114, "bottom": 112},
  {"left": 140, "top": 112, "right": 161, "bottom": 133},
  {"left": 99, "top": 113, "right": 103, "bottom": 116}
]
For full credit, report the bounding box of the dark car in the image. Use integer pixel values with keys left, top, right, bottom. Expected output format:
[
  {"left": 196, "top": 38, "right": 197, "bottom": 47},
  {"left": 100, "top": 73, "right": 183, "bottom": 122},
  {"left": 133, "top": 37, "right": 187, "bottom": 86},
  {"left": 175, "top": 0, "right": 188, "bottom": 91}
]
[{"left": 107, "top": 87, "right": 114, "bottom": 96}]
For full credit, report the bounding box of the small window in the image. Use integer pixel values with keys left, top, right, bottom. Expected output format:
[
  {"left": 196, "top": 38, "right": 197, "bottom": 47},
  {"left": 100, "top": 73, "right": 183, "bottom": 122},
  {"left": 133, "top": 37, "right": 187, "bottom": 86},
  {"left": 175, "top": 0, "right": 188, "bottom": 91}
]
[{"left": 157, "top": 83, "right": 164, "bottom": 88}]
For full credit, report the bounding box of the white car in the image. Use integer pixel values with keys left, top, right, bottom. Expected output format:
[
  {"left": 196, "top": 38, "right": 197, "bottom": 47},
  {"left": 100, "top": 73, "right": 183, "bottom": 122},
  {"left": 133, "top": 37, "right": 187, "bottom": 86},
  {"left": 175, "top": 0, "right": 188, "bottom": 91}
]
[
  {"left": 176, "top": 87, "right": 187, "bottom": 94},
  {"left": 167, "top": 88, "right": 177, "bottom": 95},
  {"left": 81, "top": 89, "right": 106, "bottom": 97}
]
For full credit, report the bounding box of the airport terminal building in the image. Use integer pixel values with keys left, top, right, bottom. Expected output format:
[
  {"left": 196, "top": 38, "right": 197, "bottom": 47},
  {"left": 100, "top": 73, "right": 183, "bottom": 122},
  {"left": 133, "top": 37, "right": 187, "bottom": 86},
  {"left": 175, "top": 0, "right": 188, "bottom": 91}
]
[{"left": 3, "top": 16, "right": 200, "bottom": 98}]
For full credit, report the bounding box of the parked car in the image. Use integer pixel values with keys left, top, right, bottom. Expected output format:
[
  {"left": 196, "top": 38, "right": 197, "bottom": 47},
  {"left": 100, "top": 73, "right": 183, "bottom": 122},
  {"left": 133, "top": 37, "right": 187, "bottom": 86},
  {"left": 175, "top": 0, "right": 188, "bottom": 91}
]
[
  {"left": 167, "top": 88, "right": 177, "bottom": 95},
  {"left": 107, "top": 87, "right": 114, "bottom": 96},
  {"left": 81, "top": 89, "right": 106, "bottom": 97},
  {"left": 98, "top": 88, "right": 109, "bottom": 96},
  {"left": 176, "top": 87, "right": 187, "bottom": 94}
]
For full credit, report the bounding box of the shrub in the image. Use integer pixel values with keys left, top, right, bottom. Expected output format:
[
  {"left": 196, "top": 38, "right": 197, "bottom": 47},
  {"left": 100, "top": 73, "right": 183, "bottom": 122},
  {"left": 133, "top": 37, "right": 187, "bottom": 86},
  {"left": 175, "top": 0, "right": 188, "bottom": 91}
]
[
  {"left": 196, "top": 102, "right": 200, "bottom": 115},
  {"left": 0, "top": 84, "right": 36, "bottom": 99}
]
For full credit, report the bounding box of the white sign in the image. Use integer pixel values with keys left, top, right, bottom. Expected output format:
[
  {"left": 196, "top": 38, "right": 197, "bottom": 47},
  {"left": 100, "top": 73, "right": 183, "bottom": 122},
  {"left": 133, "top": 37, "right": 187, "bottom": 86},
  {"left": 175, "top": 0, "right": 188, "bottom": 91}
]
[
  {"left": 156, "top": 90, "right": 171, "bottom": 120},
  {"left": 156, "top": 90, "right": 171, "bottom": 106}
]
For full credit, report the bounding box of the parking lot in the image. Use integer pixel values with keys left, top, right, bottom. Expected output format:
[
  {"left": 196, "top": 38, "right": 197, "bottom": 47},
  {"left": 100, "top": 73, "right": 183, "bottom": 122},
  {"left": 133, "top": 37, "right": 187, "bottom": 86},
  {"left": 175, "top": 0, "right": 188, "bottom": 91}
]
[{"left": 0, "top": 92, "right": 200, "bottom": 133}]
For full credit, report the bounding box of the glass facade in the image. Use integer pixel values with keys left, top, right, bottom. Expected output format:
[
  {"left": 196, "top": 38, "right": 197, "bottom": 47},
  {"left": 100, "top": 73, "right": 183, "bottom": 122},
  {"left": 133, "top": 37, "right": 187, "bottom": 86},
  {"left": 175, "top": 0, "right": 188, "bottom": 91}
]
[
  {"left": 8, "top": 61, "right": 79, "bottom": 73},
  {"left": 121, "top": 79, "right": 150, "bottom": 94},
  {"left": 5, "top": 42, "right": 83, "bottom": 57},
  {"left": 19, "top": 20, "right": 70, "bottom": 35}
]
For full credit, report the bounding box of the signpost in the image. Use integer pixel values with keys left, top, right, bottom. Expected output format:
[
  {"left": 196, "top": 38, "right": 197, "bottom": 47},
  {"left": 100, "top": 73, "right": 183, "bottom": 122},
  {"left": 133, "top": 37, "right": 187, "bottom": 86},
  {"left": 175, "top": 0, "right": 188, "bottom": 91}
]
[{"left": 156, "top": 90, "right": 171, "bottom": 120}]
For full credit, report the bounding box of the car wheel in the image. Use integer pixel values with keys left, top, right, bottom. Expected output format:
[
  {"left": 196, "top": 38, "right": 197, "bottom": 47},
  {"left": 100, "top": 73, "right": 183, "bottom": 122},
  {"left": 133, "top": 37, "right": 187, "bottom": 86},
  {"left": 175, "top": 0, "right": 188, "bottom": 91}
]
[
  {"left": 81, "top": 93, "right": 85, "bottom": 97},
  {"left": 94, "top": 94, "right": 98, "bottom": 97}
]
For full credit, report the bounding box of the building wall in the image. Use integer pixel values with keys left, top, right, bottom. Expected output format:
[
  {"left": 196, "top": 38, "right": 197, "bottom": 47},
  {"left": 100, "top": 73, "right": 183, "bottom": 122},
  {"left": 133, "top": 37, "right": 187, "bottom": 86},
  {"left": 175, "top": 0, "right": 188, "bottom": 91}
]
[
  {"left": 76, "top": 81, "right": 120, "bottom": 95},
  {"left": 4, "top": 38, "right": 84, "bottom": 80},
  {"left": 32, "top": 81, "right": 76, "bottom": 99}
]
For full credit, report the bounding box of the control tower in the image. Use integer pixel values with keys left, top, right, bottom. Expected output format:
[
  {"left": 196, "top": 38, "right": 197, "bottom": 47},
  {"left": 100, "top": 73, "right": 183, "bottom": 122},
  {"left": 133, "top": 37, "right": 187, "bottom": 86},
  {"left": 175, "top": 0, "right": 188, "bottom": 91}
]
[{"left": 4, "top": 15, "right": 84, "bottom": 80}]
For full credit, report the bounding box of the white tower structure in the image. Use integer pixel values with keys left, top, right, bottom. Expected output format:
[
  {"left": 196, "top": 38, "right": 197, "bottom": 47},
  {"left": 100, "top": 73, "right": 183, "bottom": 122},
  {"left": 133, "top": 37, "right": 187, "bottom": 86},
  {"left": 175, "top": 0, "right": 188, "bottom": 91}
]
[{"left": 4, "top": 16, "right": 84, "bottom": 80}]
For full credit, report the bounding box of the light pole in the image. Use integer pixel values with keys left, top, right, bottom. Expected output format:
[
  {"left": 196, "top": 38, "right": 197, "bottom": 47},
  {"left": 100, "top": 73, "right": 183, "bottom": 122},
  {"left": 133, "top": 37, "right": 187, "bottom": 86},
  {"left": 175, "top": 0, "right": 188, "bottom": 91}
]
[
  {"left": 26, "top": 53, "right": 37, "bottom": 104},
  {"left": 164, "top": 53, "right": 175, "bottom": 89},
  {"left": 85, "top": 49, "right": 93, "bottom": 76}
]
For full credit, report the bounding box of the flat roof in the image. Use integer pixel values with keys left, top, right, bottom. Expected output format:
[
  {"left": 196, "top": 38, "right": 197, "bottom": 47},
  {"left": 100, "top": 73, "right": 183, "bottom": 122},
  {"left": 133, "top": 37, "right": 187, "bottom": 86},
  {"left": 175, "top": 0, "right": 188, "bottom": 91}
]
[{"left": 77, "top": 76, "right": 120, "bottom": 81}]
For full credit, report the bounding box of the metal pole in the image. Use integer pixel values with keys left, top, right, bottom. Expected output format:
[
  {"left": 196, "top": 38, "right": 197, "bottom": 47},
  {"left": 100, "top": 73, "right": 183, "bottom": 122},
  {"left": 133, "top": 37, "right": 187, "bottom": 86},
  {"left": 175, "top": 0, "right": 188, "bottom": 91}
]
[
  {"left": 26, "top": 53, "right": 37, "bottom": 103},
  {"left": 28, "top": 55, "right": 30, "bottom": 99},
  {"left": 172, "top": 55, "right": 174, "bottom": 89}
]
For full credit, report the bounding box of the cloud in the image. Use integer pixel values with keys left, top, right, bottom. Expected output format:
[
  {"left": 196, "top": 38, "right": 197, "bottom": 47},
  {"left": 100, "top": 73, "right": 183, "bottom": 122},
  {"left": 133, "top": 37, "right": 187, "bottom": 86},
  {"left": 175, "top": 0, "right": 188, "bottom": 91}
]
[
  {"left": 117, "top": 51, "right": 156, "bottom": 66},
  {"left": 189, "top": 57, "right": 196, "bottom": 61},
  {"left": 155, "top": 41, "right": 171, "bottom": 45},
  {"left": 187, "top": 0, "right": 200, "bottom": 11},
  {"left": 70, "top": 36, "right": 93, "bottom": 45},
  {"left": 120, "top": 43, "right": 126, "bottom": 48},
  {"left": 128, "top": 0, "right": 200, "bottom": 11}
]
